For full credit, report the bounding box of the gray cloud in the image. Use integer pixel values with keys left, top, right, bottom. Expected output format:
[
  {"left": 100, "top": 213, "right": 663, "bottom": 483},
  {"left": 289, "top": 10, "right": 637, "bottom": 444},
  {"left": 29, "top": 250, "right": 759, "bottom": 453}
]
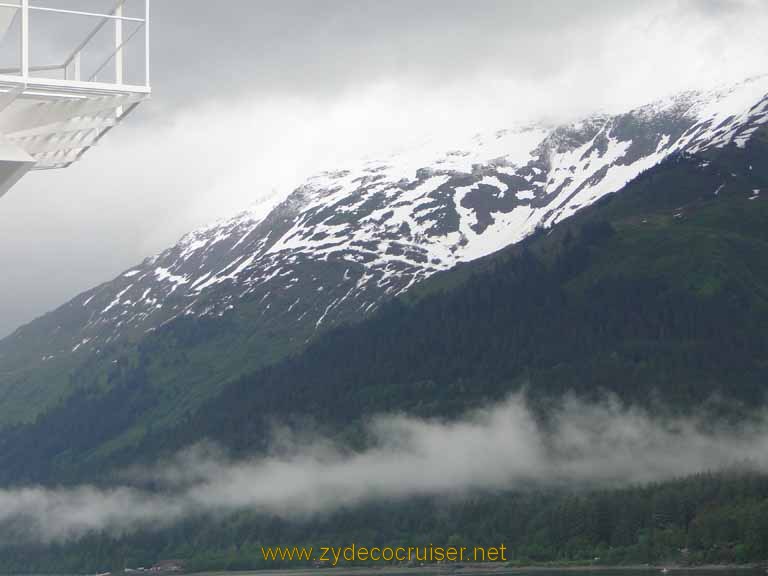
[
  {"left": 0, "top": 0, "right": 767, "bottom": 337},
  {"left": 148, "top": 0, "right": 639, "bottom": 104},
  {"left": 144, "top": 0, "right": 765, "bottom": 110},
  {"left": 1, "top": 395, "right": 768, "bottom": 543}
]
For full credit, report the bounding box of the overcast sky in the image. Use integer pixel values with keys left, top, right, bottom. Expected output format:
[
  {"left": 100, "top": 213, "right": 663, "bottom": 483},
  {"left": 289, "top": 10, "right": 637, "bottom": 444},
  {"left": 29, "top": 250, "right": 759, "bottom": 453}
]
[{"left": 0, "top": 0, "right": 766, "bottom": 338}]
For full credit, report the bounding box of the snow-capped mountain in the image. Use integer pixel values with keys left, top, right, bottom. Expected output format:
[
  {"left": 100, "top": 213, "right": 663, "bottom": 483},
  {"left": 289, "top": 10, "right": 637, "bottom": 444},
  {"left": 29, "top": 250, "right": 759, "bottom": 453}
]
[{"left": 1, "top": 75, "right": 767, "bottom": 418}]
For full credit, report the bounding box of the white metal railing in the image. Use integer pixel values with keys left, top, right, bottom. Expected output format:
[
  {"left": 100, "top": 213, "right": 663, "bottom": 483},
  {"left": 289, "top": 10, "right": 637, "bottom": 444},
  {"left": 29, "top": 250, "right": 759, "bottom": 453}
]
[{"left": 0, "top": 0, "right": 150, "bottom": 91}]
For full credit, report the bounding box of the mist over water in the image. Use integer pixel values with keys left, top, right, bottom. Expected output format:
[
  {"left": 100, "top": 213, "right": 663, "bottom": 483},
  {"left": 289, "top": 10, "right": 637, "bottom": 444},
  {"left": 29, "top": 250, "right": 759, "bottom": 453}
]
[{"left": 2, "top": 395, "right": 768, "bottom": 543}]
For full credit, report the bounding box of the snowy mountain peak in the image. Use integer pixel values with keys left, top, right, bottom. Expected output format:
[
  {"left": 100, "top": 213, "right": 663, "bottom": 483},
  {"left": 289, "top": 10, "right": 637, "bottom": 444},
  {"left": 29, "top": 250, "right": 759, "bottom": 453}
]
[{"left": 4, "top": 76, "right": 768, "bottom": 367}]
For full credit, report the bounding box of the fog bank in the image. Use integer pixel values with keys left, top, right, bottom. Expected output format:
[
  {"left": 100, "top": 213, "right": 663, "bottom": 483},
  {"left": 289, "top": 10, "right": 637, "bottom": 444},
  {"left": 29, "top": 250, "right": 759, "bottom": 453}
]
[{"left": 2, "top": 395, "right": 767, "bottom": 542}]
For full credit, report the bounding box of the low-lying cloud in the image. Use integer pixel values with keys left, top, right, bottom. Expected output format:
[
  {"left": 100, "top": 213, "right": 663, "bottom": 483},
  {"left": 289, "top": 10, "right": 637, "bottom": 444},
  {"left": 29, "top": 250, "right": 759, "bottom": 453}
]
[{"left": 2, "top": 395, "right": 768, "bottom": 543}]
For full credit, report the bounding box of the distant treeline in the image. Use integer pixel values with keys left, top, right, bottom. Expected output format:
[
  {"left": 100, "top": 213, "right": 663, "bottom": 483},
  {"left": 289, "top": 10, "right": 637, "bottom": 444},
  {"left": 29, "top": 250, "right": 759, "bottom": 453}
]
[{"left": 1, "top": 471, "right": 767, "bottom": 573}]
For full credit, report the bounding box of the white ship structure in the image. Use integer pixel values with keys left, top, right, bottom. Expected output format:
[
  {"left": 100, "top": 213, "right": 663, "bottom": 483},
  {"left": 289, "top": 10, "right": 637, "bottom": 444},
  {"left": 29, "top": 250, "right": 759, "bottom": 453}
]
[{"left": 0, "top": 0, "right": 150, "bottom": 196}]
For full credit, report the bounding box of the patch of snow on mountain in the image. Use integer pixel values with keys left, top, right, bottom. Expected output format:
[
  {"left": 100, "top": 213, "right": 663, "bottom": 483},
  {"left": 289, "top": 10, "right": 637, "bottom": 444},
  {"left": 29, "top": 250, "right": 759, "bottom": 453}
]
[{"left": 11, "top": 75, "right": 768, "bottom": 359}]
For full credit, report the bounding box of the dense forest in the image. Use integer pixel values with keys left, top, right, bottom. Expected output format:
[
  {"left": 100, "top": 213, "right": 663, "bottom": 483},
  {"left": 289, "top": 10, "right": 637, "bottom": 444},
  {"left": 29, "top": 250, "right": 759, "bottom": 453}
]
[
  {"left": 0, "top": 135, "right": 766, "bottom": 570},
  {"left": 6, "top": 137, "right": 765, "bottom": 480},
  {"left": 153, "top": 138, "right": 768, "bottom": 458},
  {"left": 1, "top": 471, "right": 767, "bottom": 573}
]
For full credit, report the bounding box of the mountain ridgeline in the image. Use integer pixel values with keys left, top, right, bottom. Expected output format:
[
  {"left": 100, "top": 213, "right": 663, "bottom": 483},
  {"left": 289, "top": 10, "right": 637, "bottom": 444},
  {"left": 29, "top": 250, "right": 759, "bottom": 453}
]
[
  {"left": 1, "top": 77, "right": 767, "bottom": 434},
  {"left": 1, "top": 121, "right": 768, "bottom": 484},
  {"left": 0, "top": 124, "right": 766, "bottom": 573},
  {"left": 0, "top": 78, "right": 767, "bottom": 571}
]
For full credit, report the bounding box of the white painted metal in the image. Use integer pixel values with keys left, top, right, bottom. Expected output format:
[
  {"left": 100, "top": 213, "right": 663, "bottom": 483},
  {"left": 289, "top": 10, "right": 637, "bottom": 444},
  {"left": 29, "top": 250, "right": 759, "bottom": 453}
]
[
  {"left": 145, "top": 0, "right": 150, "bottom": 87},
  {"left": 0, "top": 0, "right": 151, "bottom": 198},
  {"left": 0, "top": 132, "right": 34, "bottom": 196},
  {"left": 0, "top": 3, "right": 144, "bottom": 22},
  {"left": 20, "top": 0, "right": 28, "bottom": 78},
  {"left": 115, "top": 2, "right": 123, "bottom": 85}
]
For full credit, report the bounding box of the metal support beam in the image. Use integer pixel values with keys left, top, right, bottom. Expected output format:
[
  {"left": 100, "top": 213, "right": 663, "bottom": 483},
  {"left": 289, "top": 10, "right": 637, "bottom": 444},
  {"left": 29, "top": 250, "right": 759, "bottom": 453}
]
[
  {"left": 145, "top": 0, "right": 150, "bottom": 88},
  {"left": 73, "top": 52, "right": 81, "bottom": 81},
  {"left": 115, "top": 2, "right": 123, "bottom": 85},
  {"left": 20, "top": 0, "right": 28, "bottom": 79},
  {"left": 0, "top": 92, "right": 146, "bottom": 133},
  {"left": 0, "top": 3, "right": 143, "bottom": 23},
  {"left": 8, "top": 116, "right": 117, "bottom": 139}
]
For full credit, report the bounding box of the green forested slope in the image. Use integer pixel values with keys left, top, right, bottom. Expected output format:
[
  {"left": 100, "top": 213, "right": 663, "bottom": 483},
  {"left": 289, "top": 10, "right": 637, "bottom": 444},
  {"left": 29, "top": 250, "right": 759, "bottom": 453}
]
[
  {"left": 1, "top": 134, "right": 767, "bottom": 484},
  {"left": 0, "top": 136, "right": 767, "bottom": 572},
  {"left": 2, "top": 471, "right": 768, "bottom": 573},
  {"left": 147, "top": 137, "right": 768, "bottom": 460}
]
